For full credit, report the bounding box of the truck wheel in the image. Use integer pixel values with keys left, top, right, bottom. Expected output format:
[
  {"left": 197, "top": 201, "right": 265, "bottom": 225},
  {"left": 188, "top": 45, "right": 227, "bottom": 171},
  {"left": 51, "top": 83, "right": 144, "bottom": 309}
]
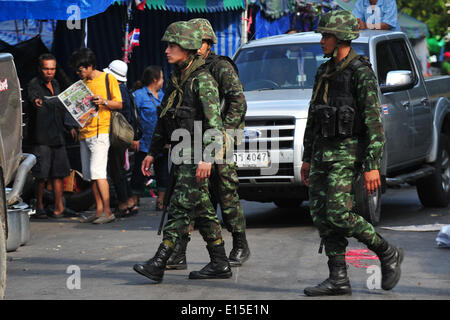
[
  {"left": 0, "top": 169, "right": 7, "bottom": 299},
  {"left": 354, "top": 173, "right": 382, "bottom": 225},
  {"left": 43, "top": 189, "right": 95, "bottom": 213},
  {"left": 273, "top": 199, "right": 303, "bottom": 208},
  {"left": 416, "top": 134, "right": 450, "bottom": 207}
]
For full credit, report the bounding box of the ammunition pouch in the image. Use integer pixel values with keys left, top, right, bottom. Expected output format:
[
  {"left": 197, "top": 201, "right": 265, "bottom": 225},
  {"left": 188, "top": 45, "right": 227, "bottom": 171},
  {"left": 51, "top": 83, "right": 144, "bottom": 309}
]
[
  {"left": 175, "top": 105, "right": 197, "bottom": 136},
  {"left": 314, "top": 104, "right": 357, "bottom": 138},
  {"left": 337, "top": 105, "right": 355, "bottom": 138},
  {"left": 315, "top": 104, "right": 337, "bottom": 138}
]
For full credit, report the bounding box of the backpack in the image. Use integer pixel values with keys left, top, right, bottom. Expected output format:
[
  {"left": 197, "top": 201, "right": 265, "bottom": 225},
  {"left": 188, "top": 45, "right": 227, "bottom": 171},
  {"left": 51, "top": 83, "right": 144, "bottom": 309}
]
[{"left": 105, "top": 74, "right": 134, "bottom": 149}]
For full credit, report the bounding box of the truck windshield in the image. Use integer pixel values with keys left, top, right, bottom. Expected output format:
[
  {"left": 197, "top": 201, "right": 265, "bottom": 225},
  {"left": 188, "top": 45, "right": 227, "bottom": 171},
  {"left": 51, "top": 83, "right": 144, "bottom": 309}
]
[{"left": 234, "top": 43, "right": 368, "bottom": 91}]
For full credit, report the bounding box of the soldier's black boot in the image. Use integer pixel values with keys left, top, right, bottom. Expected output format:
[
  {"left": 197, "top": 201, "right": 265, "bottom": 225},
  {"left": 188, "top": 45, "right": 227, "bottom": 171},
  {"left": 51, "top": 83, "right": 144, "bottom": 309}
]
[
  {"left": 304, "top": 256, "right": 352, "bottom": 297},
  {"left": 189, "top": 241, "right": 232, "bottom": 279},
  {"left": 133, "top": 242, "right": 173, "bottom": 283},
  {"left": 166, "top": 236, "right": 190, "bottom": 270},
  {"left": 369, "top": 237, "right": 404, "bottom": 290},
  {"left": 229, "top": 232, "right": 251, "bottom": 267}
]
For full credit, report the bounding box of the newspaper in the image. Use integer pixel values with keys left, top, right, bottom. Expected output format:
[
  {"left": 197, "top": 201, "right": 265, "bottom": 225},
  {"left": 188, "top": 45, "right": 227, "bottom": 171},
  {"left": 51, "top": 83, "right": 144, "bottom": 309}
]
[{"left": 51, "top": 80, "right": 98, "bottom": 128}]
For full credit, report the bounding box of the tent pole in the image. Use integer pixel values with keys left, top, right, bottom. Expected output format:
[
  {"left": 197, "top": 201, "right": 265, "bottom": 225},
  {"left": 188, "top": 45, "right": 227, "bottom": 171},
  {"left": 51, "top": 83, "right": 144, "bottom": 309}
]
[{"left": 241, "top": 1, "right": 248, "bottom": 45}]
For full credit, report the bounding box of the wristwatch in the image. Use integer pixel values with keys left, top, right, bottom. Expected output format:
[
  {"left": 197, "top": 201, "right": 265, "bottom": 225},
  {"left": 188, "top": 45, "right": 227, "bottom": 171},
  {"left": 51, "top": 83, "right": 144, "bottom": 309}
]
[{"left": 104, "top": 99, "right": 108, "bottom": 106}]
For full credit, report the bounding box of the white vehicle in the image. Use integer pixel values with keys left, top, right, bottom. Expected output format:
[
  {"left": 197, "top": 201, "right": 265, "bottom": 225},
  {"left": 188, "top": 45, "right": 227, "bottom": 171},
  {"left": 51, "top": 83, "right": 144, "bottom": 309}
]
[{"left": 233, "top": 30, "right": 450, "bottom": 224}]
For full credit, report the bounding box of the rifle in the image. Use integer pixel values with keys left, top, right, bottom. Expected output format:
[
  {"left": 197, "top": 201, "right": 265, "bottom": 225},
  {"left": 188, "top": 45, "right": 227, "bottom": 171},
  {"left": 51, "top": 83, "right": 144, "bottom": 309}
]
[{"left": 158, "top": 163, "right": 176, "bottom": 235}]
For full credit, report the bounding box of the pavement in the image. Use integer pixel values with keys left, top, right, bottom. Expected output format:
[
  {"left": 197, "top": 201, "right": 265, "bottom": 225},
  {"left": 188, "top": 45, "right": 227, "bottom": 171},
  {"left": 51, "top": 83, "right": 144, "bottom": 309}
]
[{"left": 3, "top": 186, "right": 450, "bottom": 302}]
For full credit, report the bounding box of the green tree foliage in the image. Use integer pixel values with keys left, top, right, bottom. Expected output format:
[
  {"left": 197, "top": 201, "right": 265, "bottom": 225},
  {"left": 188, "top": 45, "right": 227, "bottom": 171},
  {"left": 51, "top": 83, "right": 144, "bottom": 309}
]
[{"left": 397, "top": 0, "right": 449, "bottom": 37}]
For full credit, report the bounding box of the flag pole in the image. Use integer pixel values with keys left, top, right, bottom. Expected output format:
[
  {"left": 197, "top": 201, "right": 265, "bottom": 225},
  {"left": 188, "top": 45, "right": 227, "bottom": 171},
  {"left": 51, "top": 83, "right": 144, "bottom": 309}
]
[{"left": 123, "top": 0, "right": 133, "bottom": 63}]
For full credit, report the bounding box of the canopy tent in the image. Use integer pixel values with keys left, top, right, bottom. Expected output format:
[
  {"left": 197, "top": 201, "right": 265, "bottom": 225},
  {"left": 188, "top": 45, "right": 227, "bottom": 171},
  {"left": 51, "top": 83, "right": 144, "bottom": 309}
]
[
  {"left": 334, "top": 0, "right": 429, "bottom": 39},
  {"left": 0, "top": 0, "right": 118, "bottom": 22}
]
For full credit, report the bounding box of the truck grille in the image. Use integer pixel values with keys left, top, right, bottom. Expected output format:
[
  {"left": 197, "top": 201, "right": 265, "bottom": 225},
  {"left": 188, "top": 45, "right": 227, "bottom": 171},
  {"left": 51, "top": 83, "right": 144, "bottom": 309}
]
[{"left": 237, "top": 116, "right": 295, "bottom": 151}]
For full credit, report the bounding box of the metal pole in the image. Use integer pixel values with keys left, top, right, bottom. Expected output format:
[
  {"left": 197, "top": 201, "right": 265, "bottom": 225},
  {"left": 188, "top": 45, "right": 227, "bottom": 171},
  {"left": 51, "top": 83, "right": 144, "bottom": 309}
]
[{"left": 241, "top": 0, "right": 248, "bottom": 45}]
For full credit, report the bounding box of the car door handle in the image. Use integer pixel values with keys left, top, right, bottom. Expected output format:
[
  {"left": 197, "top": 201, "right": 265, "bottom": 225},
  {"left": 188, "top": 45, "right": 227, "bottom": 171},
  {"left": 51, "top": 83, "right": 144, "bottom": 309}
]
[
  {"left": 420, "top": 97, "right": 429, "bottom": 105},
  {"left": 401, "top": 101, "right": 410, "bottom": 109}
]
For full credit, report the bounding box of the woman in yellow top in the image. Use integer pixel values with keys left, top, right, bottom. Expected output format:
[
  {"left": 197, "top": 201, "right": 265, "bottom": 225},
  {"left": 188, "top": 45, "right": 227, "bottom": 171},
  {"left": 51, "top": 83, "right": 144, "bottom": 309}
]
[{"left": 69, "top": 48, "right": 122, "bottom": 224}]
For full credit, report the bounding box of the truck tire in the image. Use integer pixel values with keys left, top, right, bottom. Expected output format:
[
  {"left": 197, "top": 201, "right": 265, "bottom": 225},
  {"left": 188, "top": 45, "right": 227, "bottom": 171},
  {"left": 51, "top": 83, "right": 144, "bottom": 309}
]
[
  {"left": 43, "top": 189, "right": 95, "bottom": 213},
  {"left": 354, "top": 173, "right": 382, "bottom": 225},
  {"left": 0, "top": 169, "right": 7, "bottom": 299},
  {"left": 0, "top": 216, "right": 5, "bottom": 300},
  {"left": 416, "top": 134, "right": 450, "bottom": 207}
]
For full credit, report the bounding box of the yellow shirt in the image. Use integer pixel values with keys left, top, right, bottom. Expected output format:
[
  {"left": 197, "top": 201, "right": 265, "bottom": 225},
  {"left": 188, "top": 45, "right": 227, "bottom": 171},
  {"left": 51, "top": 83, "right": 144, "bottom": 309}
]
[{"left": 79, "top": 72, "right": 122, "bottom": 140}]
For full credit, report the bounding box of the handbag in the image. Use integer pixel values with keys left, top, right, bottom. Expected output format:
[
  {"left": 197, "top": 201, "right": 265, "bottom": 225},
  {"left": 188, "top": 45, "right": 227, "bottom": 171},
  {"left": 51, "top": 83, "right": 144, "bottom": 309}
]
[{"left": 105, "top": 74, "right": 134, "bottom": 149}]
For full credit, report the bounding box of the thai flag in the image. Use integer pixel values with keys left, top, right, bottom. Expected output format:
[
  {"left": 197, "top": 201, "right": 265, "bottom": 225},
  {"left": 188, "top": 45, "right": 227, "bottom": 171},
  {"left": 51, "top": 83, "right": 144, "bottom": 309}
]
[
  {"left": 128, "top": 28, "right": 140, "bottom": 48},
  {"left": 135, "top": 0, "right": 147, "bottom": 10}
]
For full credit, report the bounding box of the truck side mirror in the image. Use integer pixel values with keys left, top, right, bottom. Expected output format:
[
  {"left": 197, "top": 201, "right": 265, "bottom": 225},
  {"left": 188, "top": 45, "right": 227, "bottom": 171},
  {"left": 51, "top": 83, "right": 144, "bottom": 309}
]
[{"left": 380, "top": 70, "right": 414, "bottom": 93}]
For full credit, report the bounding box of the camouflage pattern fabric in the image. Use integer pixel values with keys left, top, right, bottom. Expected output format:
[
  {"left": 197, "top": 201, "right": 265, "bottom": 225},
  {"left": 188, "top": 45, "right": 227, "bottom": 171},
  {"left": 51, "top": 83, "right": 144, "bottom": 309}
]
[
  {"left": 163, "top": 164, "right": 222, "bottom": 244},
  {"left": 308, "top": 160, "right": 380, "bottom": 257},
  {"left": 204, "top": 52, "right": 247, "bottom": 233},
  {"left": 189, "top": 18, "right": 217, "bottom": 44},
  {"left": 303, "top": 49, "right": 385, "bottom": 170},
  {"left": 316, "top": 10, "right": 359, "bottom": 41},
  {"left": 149, "top": 52, "right": 224, "bottom": 245},
  {"left": 161, "top": 21, "right": 203, "bottom": 50},
  {"left": 302, "top": 47, "right": 385, "bottom": 257}
]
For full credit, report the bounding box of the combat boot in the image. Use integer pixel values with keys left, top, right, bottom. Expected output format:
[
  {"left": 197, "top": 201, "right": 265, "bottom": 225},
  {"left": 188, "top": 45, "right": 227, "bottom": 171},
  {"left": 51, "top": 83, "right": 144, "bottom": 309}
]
[
  {"left": 189, "top": 241, "right": 232, "bottom": 279},
  {"left": 369, "top": 237, "right": 404, "bottom": 290},
  {"left": 133, "top": 242, "right": 173, "bottom": 283},
  {"left": 166, "top": 235, "right": 190, "bottom": 270},
  {"left": 229, "top": 232, "right": 251, "bottom": 267},
  {"left": 304, "top": 256, "right": 352, "bottom": 296}
]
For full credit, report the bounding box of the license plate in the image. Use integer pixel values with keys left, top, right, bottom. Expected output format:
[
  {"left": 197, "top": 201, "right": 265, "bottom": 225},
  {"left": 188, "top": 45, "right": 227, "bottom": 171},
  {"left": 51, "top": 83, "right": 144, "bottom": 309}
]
[{"left": 233, "top": 151, "right": 269, "bottom": 168}]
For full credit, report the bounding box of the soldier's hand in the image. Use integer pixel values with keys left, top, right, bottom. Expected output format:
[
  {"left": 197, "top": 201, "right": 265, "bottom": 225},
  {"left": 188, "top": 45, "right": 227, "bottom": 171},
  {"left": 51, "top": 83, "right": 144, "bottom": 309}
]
[
  {"left": 141, "top": 155, "right": 154, "bottom": 177},
  {"left": 364, "top": 170, "right": 381, "bottom": 195},
  {"left": 196, "top": 161, "right": 212, "bottom": 183},
  {"left": 301, "top": 162, "right": 311, "bottom": 187}
]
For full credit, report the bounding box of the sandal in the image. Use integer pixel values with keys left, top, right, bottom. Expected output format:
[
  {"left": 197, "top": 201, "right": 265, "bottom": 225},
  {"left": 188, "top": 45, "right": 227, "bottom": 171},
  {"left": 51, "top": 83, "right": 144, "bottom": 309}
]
[
  {"left": 128, "top": 204, "right": 139, "bottom": 215},
  {"left": 115, "top": 206, "right": 131, "bottom": 218}
]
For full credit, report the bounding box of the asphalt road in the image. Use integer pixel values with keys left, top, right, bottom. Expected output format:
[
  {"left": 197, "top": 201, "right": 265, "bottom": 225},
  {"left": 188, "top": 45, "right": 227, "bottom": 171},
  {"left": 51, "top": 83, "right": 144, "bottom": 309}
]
[{"left": 3, "top": 185, "right": 450, "bottom": 301}]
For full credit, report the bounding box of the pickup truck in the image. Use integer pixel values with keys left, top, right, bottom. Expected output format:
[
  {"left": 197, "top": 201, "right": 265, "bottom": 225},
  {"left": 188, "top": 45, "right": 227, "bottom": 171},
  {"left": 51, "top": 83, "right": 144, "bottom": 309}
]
[
  {"left": 0, "top": 53, "right": 36, "bottom": 299},
  {"left": 232, "top": 30, "right": 450, "bottom": 225}
]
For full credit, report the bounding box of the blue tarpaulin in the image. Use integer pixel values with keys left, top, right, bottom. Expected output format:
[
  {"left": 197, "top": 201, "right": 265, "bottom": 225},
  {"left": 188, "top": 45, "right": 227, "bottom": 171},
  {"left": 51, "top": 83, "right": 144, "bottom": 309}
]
[{"left": 0, "top": 0, "right": 118, "bottom": 22}]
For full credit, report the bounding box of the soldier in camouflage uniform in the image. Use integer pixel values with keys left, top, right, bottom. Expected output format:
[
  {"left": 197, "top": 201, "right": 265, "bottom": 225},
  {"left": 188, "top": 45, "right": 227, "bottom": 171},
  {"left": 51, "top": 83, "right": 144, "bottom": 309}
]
[
  {"left": 133, "top": 21, "right": 232, "bottom": 282},
  {"left": 165, "top": 18, "right": 250, "bottom": 270},
  {"left": 300, "top": 10, "right": 403, "bottom": 296}
]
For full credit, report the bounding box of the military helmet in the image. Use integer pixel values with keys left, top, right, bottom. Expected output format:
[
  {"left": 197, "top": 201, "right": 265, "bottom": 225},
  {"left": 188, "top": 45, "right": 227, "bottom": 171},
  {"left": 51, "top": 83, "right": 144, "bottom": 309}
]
[
  {"left": 161, "top": 21, "right": 203, "bottom": 50},
  {"left": 315, "top": 10, "right": 359, "bottom": 41},
  {"left": 189, "top": 18, "right": 217, "bottom": 44}
]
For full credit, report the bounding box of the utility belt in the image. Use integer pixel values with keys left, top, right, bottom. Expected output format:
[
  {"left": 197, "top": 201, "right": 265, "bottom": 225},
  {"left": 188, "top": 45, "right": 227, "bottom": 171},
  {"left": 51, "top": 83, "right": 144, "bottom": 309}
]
[{"left": 313, "top": 104, "right": 359, "bottom": 138}]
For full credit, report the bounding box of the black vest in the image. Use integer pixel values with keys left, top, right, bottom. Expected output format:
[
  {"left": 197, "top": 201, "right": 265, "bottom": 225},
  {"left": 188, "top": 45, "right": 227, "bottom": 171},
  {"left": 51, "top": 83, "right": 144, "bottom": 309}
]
[
  {"left": 314, "top": 55, "right": 372, "bottom": 138},
  {"left": 160, "top": 64, "right": 211, "bottom": 142}
]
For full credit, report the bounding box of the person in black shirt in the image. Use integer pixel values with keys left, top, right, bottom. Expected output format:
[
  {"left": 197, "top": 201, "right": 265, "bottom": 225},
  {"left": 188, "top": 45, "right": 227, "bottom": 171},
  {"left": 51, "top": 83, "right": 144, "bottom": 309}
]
[{"left": 27, "top": 53, "right": 77, "bottom": 219}]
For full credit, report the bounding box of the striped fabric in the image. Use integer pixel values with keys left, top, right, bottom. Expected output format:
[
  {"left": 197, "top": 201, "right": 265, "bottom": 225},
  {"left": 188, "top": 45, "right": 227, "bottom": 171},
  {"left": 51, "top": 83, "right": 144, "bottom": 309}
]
[
  {"left": 211, "top": 11, "right": 242, "bottom": 57},
  {"left": 114, "top": 0, "right": 244, "bottom": 12}
]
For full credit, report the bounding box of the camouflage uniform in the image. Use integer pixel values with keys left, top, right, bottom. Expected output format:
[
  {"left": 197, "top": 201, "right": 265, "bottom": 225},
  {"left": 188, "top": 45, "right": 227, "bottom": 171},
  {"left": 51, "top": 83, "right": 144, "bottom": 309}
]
[
  {"left": 189, "top": 18, "right": 247, "bottom": 234},
  {"left": 303, "top": 10, "right": 403, "bottom": 296},
  {"left": 303, "top": 47, "right": 385, "bottom": 257},
  {"left": 148, "top": 24, "right": 224, "bottom": 246},
  {"left": 133, "top": 21, "right": 231, "bottom": 282}
]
